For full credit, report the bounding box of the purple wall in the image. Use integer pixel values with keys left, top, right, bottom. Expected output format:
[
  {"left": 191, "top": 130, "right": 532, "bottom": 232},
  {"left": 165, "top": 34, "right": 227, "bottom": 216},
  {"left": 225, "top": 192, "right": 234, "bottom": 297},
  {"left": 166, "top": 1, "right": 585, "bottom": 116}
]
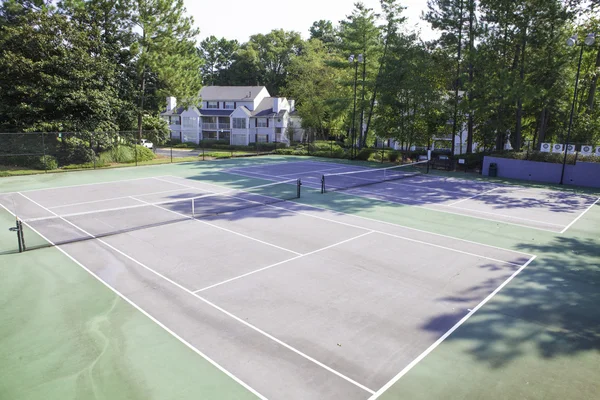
[{"left": 482, "top": 157, "right": 600, "bottom": 188}]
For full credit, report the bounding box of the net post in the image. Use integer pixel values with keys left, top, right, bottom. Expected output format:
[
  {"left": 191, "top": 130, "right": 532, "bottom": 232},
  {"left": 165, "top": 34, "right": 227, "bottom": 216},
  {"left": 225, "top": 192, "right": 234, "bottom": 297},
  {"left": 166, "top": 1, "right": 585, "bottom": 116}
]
[
  {"left": 427, "top": 158, "right": 430, "bottom": 174},
  {"left": 321, "top": 175, "right": 325, "bottom": 194},
  {"left": 18, "top": 220, "right": 25, "bottom": 252},
  {"left": 297, "top": 179, "right": 301, "bottom": 198}
]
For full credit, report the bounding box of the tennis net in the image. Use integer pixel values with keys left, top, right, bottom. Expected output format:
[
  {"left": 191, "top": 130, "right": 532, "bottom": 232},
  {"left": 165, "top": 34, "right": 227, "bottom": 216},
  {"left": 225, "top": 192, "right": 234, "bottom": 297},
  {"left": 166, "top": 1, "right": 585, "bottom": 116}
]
[
  {"left": 17, "top": 179, "right": 301, "bottom": 251},
  {"left": 321, "top": 161, "right": 429, "bottom": 193}
]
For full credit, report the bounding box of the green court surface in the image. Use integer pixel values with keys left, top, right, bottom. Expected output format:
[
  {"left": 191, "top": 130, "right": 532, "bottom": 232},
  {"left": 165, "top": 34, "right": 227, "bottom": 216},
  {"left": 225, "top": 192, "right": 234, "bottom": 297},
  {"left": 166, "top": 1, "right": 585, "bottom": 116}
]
[{"left": 1, "top": 156, "right": 598, "bottom": 400}]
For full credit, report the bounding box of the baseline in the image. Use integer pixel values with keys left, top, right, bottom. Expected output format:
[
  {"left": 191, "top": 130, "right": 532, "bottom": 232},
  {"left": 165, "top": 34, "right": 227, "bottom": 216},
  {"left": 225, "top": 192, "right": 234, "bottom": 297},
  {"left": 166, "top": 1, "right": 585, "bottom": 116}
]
[
  {"left": 1, "top": 199, "right": 266, "bottom": 399},
  {"left": 17, "top": 192, "right": 376, "bottom": 395},
  {"left": 368, "top": 255, "right": 537, "bottom": 399}
]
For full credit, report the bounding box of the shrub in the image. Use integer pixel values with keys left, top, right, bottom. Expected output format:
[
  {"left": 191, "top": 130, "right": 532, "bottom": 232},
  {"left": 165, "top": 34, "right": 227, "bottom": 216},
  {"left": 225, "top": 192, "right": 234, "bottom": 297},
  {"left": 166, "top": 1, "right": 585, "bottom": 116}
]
[
  {"left": 388, "top": 151, "right": 400, "bottom": 162},
  {"left": 173, "top": 142, "right": 197, "bottom": 148},
  {"left": 273, "top": 148, "right": 308, "bottom": 156},
  {"left": 34, "top": 155, "right": 58, "bottom": 170},
  {"left": 135, "top": 145, "right": 155, "bottom": 162},
  {"left": 55, "top": 137, "right": 95, "bottom": 165},
  {"left": 99, "top": 145, "right": 154, "bottom": 164},
  {"left": 199, "top": 139, "right": 229, "bottom": 148},
  {"left": 355, "top": 148, "right": 374, "bottom": 161}
]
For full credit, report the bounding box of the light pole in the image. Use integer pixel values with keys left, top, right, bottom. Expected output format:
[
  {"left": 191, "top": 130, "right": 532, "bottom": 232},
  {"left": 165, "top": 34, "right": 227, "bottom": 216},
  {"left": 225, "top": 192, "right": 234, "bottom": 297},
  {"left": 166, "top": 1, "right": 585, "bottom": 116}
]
[
  {"left": 560, "top": 33, "right": 595, "bottom": 185},
  {"left": 349, "top": 54, "right": 362, "bottom": 159}
]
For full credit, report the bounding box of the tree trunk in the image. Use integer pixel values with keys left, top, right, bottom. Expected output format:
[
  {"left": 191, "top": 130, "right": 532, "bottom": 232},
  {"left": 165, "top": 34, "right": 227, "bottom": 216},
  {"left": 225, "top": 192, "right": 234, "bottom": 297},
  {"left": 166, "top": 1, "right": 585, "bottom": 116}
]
[
  {"left": 359, "top": 53, "right": 367, "bottom": 148},
  {"left": 466, "top": 0, "right": 475, "bottom": 154},
  {"left": 451, "top": 0, "right": 464, "bottom": 156},
  {"left": 514, "top": 26, "right": 527, "bottom": 151},
  {"left": 537, "top": 107, "right": 548, "bottom": 147},
  {"left": 586, "top": 47, "right": 600, "bottom": 113}
]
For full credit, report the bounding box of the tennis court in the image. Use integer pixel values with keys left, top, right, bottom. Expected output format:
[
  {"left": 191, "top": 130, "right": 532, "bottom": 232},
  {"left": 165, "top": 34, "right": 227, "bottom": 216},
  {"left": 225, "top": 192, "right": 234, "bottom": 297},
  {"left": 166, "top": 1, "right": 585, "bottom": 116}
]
[
  {"left": 225, "top": 160, "right": 600, "bottom": 233},
  {"left": 1, "top": 173, "right": 536, "bottom": 399}
]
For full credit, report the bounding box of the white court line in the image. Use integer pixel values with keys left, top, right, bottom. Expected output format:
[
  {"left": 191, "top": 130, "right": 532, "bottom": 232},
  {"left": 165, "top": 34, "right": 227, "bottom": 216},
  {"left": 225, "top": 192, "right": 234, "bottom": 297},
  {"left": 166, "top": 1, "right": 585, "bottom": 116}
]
[
  {"left": 194, "top": 231, "right": 375, "bottom": 293},
  {"left": 48, "top": 187, "right": 204, "bottom": 209},
  {"left": 446, "top": 187, "right": 501, "bottom": 207},
  {"left": 446, "top": 203, "right": 565, "bottom": 227},
  {"left": 162, "top": 175, "right": 535, "bottom": 258},
  {"left": 560, "top": 196, "right": 600, "bottom": 234},
  {"left": 3, "top": 199, "right": 267, "bottom": 400},
  {"left": 222, "top": 169, "right": 562, "bottom": 232},
  {"left": 18, "top": 192, "right": 375, "bottom": 395},
  {"left": 368, "top": 255, "right": 537, "bottom": 399},
  {"left": 159, "top": 177, "right": 528, "bottom": 266},
  {"left": 130, "top": 194, "right": 302, "bottom": 257},
  {"left": 3, "top": 176, "right": 170, "bottom": 195},
  {"left": 341, "top": 187, "right": 563, "bottom": 233}
]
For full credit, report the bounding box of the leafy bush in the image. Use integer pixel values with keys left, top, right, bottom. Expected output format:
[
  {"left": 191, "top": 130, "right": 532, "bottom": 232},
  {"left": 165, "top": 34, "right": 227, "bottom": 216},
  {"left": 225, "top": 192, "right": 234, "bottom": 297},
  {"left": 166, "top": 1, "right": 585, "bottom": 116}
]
[
  {"left": 355, "top": 148, "right": 374, "bottom": 161},
  {"left": 388, "top": 151, "right": 400, "bottom": 162},
  {"left": 273, "top": 148, "right": 308, "bottom": 156},
  {"left": 173, "top": 142, "right": 197, "bottom": 148},
  {"left": 55, "top": 137, "right": 95, "bottom": 165},
  {"left": 34, "top": 155, "right": 58, "bottom": 170},
  {"left": 97, "top": 145, "right": 153, "bottom": 164},
  {"left": 135, "top": 145, "right": 155, "bottom": 162},
  {"left": 199, "top": 139, "right": 230, "bottom": 148},
  {"left": 100, "top": 145, "right": 134, "bottom": 163}
]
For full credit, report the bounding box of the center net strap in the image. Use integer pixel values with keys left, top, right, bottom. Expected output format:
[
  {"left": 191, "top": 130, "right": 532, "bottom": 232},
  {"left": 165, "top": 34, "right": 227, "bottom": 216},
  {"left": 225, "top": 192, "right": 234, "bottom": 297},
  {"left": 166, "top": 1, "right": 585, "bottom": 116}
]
[
  {"left": 20, "top": 179, "right": 301, "bottom": 250},
  {"left": 321, "top": 160, "right": 429, "bottom": 193}
]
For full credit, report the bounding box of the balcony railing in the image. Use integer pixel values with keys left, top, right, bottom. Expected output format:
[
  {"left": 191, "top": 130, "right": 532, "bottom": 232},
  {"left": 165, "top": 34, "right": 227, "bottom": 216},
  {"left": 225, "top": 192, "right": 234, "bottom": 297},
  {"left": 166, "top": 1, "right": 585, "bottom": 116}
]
[
  {"left": 218, "top": 123, "right": 231, "bottom": 130},
  {"left": 202, "top": 123, "right": 218, "bottom": 130}
]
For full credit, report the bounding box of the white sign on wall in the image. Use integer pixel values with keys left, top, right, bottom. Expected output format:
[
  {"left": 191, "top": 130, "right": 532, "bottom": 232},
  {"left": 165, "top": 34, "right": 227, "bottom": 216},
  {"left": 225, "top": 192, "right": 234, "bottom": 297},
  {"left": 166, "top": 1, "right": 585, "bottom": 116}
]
[
  {"left": 596, "top": 147, "right": 600, "bottom": 156},
  {"left": 580, "top": 145, "right": 593, "bottom": 155},
  {"left": 566, "top": 144, "right": 576, "bottom": 154},
  {"left": 540, "top": 143, "right": 551, "bottom": 153},
  {"left": 552, "top": 144, "right": 565, "bottom": 153}
]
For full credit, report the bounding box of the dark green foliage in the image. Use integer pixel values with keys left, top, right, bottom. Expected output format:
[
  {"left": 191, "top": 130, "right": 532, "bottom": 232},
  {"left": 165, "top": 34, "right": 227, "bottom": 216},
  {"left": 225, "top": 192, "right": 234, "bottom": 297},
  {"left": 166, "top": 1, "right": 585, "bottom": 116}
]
[
  {"left": 35, "top": 155, "right": 58, "bottom": 170},
  {"left": 355, "top": 148, "right": 374, "bottom": 161},
  {"left": 488, "top": 151, "right": 598, "bottom": 164},
  {"left": 55, "top": 138, "right": 95, "bottom": 165}
]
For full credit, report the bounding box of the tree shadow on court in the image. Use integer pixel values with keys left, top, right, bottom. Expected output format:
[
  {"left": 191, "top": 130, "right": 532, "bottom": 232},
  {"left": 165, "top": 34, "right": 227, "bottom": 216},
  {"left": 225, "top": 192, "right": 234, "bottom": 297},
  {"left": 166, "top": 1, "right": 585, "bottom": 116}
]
[
  {"left": 420, "top": 236, "right": 600, "bottom": 368},
  {"left": 463, "top": 188, "right": 597, "bottom": 213}
]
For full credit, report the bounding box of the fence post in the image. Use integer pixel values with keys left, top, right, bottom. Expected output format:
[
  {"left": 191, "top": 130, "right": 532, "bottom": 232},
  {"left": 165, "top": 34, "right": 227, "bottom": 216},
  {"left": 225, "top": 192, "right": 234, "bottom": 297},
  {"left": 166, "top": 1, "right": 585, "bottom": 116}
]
[
  {"left": 134, "top": 133, "right": 138, "bottom": 166},
  {"left": 41, "top": 132, "right": 47, "bottom": 173},
  {"left": 92, "top": 132, "right": 96, "bottom": 169}
]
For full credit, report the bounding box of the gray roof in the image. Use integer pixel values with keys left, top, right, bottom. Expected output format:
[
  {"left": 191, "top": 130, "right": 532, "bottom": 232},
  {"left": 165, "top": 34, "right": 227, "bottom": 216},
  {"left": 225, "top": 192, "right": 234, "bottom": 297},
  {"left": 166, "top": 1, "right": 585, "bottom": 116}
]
[
  {"left": 200, "top": 86, "right": 268, "bottom": 101},
  {"left": 251, "top": 97, "right": 277, "bottom": 117},
  {"left": 199, "top": 109, "right": 234, "bottom": 117}
]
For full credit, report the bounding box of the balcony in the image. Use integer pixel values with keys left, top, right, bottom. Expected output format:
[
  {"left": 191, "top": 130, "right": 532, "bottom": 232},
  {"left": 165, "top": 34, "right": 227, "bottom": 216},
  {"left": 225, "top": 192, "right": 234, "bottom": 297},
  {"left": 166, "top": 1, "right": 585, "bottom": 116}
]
[
  {"left": 218, "top": 123, "right": 231, "bottom": 130},
  {"left": 202, "top": 123, "right": 218, "bottom": 130}
]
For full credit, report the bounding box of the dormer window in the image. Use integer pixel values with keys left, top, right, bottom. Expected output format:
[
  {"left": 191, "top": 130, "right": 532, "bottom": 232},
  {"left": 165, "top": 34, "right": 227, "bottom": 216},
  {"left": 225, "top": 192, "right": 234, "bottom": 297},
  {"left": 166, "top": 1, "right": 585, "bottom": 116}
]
[
  {"left": 224, "top": 101, "right": 235, "bottom": 109},
  {"left": 206, "top": 101, "right": 219, "bottom": 109}
]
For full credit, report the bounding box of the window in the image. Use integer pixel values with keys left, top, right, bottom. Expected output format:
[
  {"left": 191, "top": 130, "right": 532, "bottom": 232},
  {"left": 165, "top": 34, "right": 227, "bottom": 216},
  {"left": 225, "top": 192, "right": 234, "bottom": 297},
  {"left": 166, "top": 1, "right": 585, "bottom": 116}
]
[
  {"left": 257, "top": 118, "right": 268, "bottom": 128},
  {"left": 274, "top": 127, "right": 282, "bottom": 134},
  {"left": 224, "top": 102, "right": 235, "bottom": 109},
  {"left": 256, "top": 134, "right": 269, "bottom": 143},
  {"left": 206, "top": 101, "right": 219, "bottom": 109},
  {"left": 233, "top": 118, "right": 246, "bottom": 129},
  {"left": 170, "top": 116, "right": 180, "bottom": 125},
  {"left": 183, "top": 117, "right": 198, "bottom": 128}
]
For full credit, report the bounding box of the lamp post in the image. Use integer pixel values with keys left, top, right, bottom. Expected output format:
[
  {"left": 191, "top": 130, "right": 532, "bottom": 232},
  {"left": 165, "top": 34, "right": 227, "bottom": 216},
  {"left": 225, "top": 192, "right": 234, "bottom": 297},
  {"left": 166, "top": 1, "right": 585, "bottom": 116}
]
[
  {"left": 560, "top": 33, "right": 595, "bottom": 185},
  {"left": 349, "top": 54, "right": 362, "bottom": 159}
]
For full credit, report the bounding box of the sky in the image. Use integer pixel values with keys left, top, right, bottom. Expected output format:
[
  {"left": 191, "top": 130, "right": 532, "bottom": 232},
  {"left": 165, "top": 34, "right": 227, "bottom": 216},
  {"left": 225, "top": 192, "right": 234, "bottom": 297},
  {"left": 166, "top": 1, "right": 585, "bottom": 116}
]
[{"left": 184, "top": 0, "right": 438, "bottom": 44}]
